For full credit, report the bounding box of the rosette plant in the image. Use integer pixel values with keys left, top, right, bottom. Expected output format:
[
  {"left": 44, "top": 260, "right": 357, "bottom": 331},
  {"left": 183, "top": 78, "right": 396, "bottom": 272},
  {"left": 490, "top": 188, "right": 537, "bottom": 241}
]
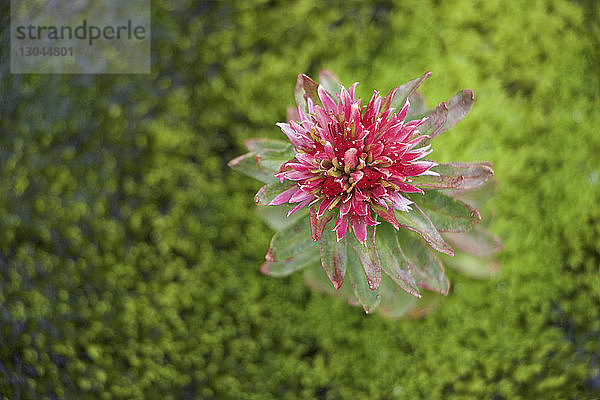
[{"left": 230, "top": 70, "right": 502, "bottom": 317}]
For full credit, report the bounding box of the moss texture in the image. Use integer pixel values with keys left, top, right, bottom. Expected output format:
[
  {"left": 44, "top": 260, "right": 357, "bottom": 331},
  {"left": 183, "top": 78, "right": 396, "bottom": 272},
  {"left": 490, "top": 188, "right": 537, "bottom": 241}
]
[{"left": 1, "top": 0, "right": 599, "bottom": 398}]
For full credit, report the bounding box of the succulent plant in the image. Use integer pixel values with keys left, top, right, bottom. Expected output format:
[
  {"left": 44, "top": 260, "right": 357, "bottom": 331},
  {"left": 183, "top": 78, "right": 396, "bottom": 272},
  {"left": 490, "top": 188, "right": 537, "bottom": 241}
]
[{"left": 229, "top": 70, "right": 502, "bottom": 317}]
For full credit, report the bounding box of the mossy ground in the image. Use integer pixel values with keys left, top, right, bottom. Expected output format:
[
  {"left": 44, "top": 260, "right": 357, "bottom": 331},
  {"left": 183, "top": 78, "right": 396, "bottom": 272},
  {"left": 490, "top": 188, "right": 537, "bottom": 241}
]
[{"left": 1, "top": 1, "right": 599, "bottom": 399}]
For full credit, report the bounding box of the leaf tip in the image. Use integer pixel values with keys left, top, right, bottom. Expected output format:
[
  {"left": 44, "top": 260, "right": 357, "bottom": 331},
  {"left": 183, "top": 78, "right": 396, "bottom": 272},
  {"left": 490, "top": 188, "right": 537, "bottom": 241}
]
[
  {"left": 464, "top": 89, "right": 475, "bottom": 101},
  {"left": 265, "top": 247, "right": 276, "bottom": 262},
  {"left": 260, "top": 262, "right": 271, "bottom": 275}
]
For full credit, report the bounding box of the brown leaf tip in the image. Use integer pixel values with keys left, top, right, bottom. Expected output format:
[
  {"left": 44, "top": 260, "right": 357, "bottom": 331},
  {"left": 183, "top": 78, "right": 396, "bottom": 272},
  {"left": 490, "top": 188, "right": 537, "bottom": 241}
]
[{"left": 265, "top": 247, "right": 276, "bottom": 262}]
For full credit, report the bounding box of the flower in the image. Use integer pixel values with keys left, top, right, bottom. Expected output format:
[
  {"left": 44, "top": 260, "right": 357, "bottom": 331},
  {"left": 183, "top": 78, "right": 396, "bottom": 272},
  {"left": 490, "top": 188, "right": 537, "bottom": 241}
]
[
  {"left": 229, "top": 70, "right": 502, "bottom": 317},
  {"left": 270, "top": 82, "right": 438, "bottom": 245}
]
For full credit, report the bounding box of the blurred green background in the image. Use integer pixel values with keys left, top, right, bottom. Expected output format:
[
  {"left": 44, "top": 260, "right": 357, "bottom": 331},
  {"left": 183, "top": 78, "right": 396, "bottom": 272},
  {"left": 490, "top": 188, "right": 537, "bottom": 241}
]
[{"left": 1, "top": 0, "right": 599, "bottom": 398}]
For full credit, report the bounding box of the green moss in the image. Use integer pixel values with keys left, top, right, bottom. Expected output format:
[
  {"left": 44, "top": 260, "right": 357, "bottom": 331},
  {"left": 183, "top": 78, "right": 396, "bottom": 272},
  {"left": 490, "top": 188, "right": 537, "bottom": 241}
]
[{"left": 1, "top": 0, "right": 599, "bottom": 398}]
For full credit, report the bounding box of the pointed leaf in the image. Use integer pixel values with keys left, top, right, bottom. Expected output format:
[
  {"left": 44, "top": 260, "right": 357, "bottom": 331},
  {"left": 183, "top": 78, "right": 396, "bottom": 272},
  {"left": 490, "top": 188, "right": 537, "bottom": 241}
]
[
  {"left": 372, "top": 204, "right": 399, "bottom": 230},
  {"left": 255, "top": 181, "right": 295, "bottom": 205},
  {"left": 349, "top": 227, "right": 382, "bottom": 290},
  {"left": 420, "top": 102, "right": 449, "bottom": 139},
  {"left": 405, "top": 91, "right": 427, "bottom": 121},
  {"left": 409, "top": 191, "right": 481, "bottom": 233},
  {"left": 256, "top": 204, "right": 308, "bottom": 232},
  {"left": 229, "top": 144, "right": 294, "bottom": 184},
  {"left": 436, "top": 89, "right": 475, "bottom": 136},
  {"left": 375, "top": 223, "right": 420, "bottom": 297},
  {"left": 397, "top": 229, "right": 450, "bottom": 295},
  {"left": 261, "top": 246, "right": 319, "bottom": 277},
  {"left": 347, "top": 244, "right": 381, "bottom": 314},
  {"left": 265, "top": 215, "right": 316, "bottom": 262},
  {"left": 310, "top": 205, "right": 335, "bottom": 242},
  {"left": 446, "top": 176, "right": 497, "bottom": 208},
  {"left": 376, "top": 275, "right": 420, "bottom": 319},
  {"left": 441, "top": 251, "right": 500, "bottom": 279},
  {"left": 295, "top": 74, "right": 320, "bottom": 110},
  {"left": 319, "top": 224, "right": 347, "bottom": 290},
  {"left": 412, "top": 162, "right": 494, "bottom": 191},
  {"left": 443, "top": 227, "right": 503, "bottom": 258},
  {"left": 256, "top": 146, "right": 294, "bottom": 172},
  {"left": 244, "top": 138, "right": 291, "bottom": 153},
  {"left": 319, "top": 69, "right": 343, "bottom": 98},
  {"left": 303, "top": 262, "right": 354, "bottom": 300},
  {"left": 388, "top": 71, "right": 433, "bottom": 111},
  {"left": 229, "top": 153, "right": 276, "bottom": 183},
  {"left": 405, "top": 291, "right": 442, "bottom": 319},
  {"left": 394, "top": 204, "right": 454, "bottom": 256}
]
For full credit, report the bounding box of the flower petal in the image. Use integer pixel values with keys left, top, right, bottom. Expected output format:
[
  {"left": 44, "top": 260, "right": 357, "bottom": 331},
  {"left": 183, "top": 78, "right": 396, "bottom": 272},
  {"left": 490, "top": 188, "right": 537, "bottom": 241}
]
[{"left": 318, "top": 85, "right": 338, "bottom": 113}]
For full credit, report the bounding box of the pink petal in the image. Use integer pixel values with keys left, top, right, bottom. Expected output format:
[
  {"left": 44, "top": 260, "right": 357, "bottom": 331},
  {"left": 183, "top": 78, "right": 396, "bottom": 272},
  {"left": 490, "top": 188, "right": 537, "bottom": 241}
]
[
  {"left": 289, "top": 188, "right": 314, "bottom": 203},
  {"left": 318, "top": 196, "right": 338, "bottom": 218},
  {"left": 373, "top": 205, "right": 399, "bottom": 230},
  {"left": 277, "top": 122, "right": 313, "bottom": 150},
  {"left": 350, "top": 170, "right": 364, "bottom": 184},
  {"left": 397, "top": 99, "right": 410, "bottom": 121},
  {"left": 351, "top": 215, "right": 367, "bottom": 245},
  {"left": 324, "top": 141, "right": 336, "bottom": 160},
  {"left": 295, "top": 152, "right": 316, "bottom": 166},
  {"left": 334, "top": 212, "right": 349, "bottom": 241},
  {"left": 269, "top": 186, "right": 299, "bottom": 205},
  {"left": 277, "top": 169, "right": 313, "bottom": 181},
  {"left": 344, "top": 148, "right": 359, "bottom": 170},
  {"left": 287, "top": 198, "right": 313, "bottom": 216},
  {"left": 318, "top": 85, "right": 337, "bottom": 113},
  {"left": 348, "top": 82, "right": 358, "bottom": 101},
  {"left": 401, "top": 161, "right": 436, "bottom": 177},
  {"left": 340, "top": 199, "right": 352, "bottom": 215},
  {"left": 388, "top": 192, "right": 413, "bottom": 211},
  {"left": 315, "top": 107, "right": 332, "bottom": 129},
  {"left": 396, "top": 182, "right": 424, "bottom": 194}
]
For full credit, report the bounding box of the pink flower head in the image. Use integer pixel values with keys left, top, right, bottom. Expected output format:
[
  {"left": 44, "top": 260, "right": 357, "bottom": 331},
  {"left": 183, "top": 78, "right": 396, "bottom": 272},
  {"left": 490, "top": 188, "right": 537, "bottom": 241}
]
[{"left": 271, "top": 83, "right": 438, "bottom": 245}]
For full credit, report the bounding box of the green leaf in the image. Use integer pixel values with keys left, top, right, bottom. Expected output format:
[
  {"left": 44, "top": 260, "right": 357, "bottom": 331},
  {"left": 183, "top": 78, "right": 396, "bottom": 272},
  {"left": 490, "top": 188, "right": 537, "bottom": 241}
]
[
  {"left": 387, "top": 71, "right": 433, "bottom": 111},
  {"left": 261, "top": 246, "right": 319, "bottom": 277},
  {"left": 420, "top": 102, "right": 448, "bottom": 139},
  {"left": 405, "top": 91, "right": 427, "bottom": 121},
  {"left": 228, "top": 153, "right": 274, "bottom": 183},
  {"left": 409, "top": 190, "right": 481, "bottom": 233},
  {"left": 295, "top": 74, "right": 321, "bottom": 111},
  {"left": 319, "top": 223, "right": 347, "bottom": 290},
  {"left": 254, "top": 181, "right": 294, "bottom": 205},
  {"left": 347, "top": 244, "right": 381, "bottom": 314},
  {"left": 376, "top": 274, "right": 419, "bottom": 319},
  {"left": 318, "top": 69, "right": 343, "bottom": 98},
  {"left": 394, "top": 205, "right": 454, "bottom": 256},
  {"left": 443, "top": 227, "right": 503, "bottom": 258},
  {"left": 310, "top": 205, "right": 335, "bottom": 242},
  {"left": 303, "top": 263, "right": 354, "bottom": 301},
  {"left": 245, "top": 138, "right": 291, "bottom": 153},
  {"left": 404, "top": 291, "right": 442, "bottom": 319},
  {"left": 229, "top": 144, "right": 294, "bottom": 184},
  {"left": 397, "top": 229, "right": 450, "bottom": 295},
  {"left": 255, "top": 204, "right": 308, "bottom": 232},
  {"left": 265, "top": 216, "right": 316, "bottom": 262},
  {"left": 374, "top": 223, "right": 420, "bottom": 297},
  {"left": 411, "top": 162, "right": 494, "bottom": 191},
  {"left": 436, "top": 89, "right": 475, "bottom": 135},
  {"left": 349, "top": 227, "right": 382, "bottom": 290},
  {"left": 372, "top": 204, "right": 399, "bottom": 230},
  {"left": 445, "top": 176, "right": 497, "bottom": 209},
  {"left": 441, "top": 251, "right": 500, "bottom": 279}
]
